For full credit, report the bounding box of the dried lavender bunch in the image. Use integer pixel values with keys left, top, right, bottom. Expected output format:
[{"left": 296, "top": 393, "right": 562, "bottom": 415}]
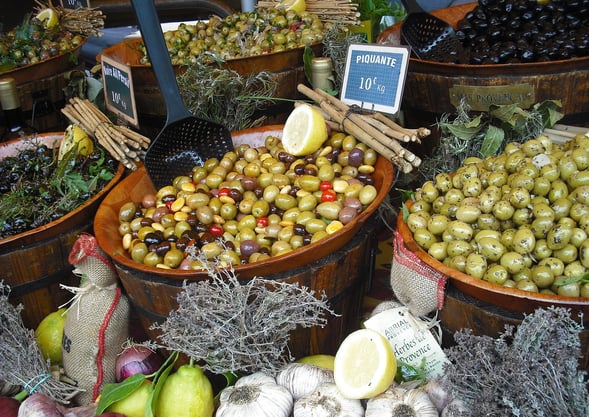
[
  {"left": 152, "top": 264, "right": 336, "bottom": 375},
  {"left": 442, "top": 307, "right": 589, "bottom": 417},
  {"left": 0, "top": 282, "right": 83, "bottom": 404}
]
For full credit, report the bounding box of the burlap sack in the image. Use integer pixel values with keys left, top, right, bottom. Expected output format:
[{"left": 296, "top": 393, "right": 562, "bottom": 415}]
[
  {"left": 390, "top": 229, "right": 447, "bottom": 317},
  {"left": 61, "top": 233, "right": 129, "bottom": 405}
]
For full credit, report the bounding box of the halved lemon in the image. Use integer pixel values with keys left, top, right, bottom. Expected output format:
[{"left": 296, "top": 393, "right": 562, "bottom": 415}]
[
  {"left": 59, "top": 124, "right": 94, "bottom": 160},
  {"left": 333, "top": 328, "right": 397, "bottom": 399},
  {"left": 35, "top": 8, "right": 59, "bottom": 29},
  {"left": 281, "top": 103, "right": 328, "bottom": 156},
  {"left": 278, "top": 0, "right": 306, "bottom": 14}
]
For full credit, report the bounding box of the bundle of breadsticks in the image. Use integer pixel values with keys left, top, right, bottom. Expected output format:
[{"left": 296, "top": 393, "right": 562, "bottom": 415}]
[
  {"left": 297, "top": 84, "right": 430, "bottom": 173},
  {"left": 61, "top": 98, "right": 151, "bottom": 170}
]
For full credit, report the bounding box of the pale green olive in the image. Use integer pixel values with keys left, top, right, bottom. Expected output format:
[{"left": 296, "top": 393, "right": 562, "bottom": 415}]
[
  {"left": 571, "top": 146, "right": 589, "bottom": 170},
  {"left": 532, "top": 239, "right": 553, "bottom": 261},
  {"left": 548, "top": 180, "right": 569, "bottom": 202},
  {"left": 419, "top": 180, "right": 439, "bottom": 203},
  {"left": 438, "top": 203, "right": 459, "bottom": 219},
  {"left": 448, "top": 220, "right": 474, "bottom": 241},
  {"left": 455, "top": 204, "right": 481, "bottom": 224},
  {"left": 569, "top": 203, "right": 589, "bottom": 222},
  {"left": 522, "top": 138, "right": 545, "bottom": 157},
  {"left": 508, "top": 173, "right": 534, "bottom": 191},
  {"left": 570, "top": 185, "right": 589, "bottom": 205},
  {"left": 474, "top": 229, "right": 502, "bottom": 242},
  {"left": 530, "top": 217, "right": 554, "bottom": 239},
  {"left": 406, "top": 211, "right": 431, "bottom": 233},
  {"left": 532, "top": 176, "right": 552, "bottom": 196},
  {"left": 512, "top": 208, "right": 532, "bottom": 226},
  {"left": 409, "top": 199, "right": 431, "bottom": 214},
  {"left": 515, "top": 279, "right": 539, "bottom": 293},
  {"left": 538, "top": 256, "right": 565, "bottom": 277},
  {"left": 428, "top": 241, "right": 448, "bottom": 261},
  {"left": 552, "top": 244, "right": 578, "bottom": 264},
  {"left": 551, "top": 197, "right": 572, "bottom": 220},
  {"left": 487, "top": 170, "right": 508, "bottom": 187},
  {"left": 558, "top": 155, "right": 578, "bottom": 181},
  {"left": 448, "top": 255, "right": 467, "bottom": 272},
  {"left": 477, "top": 214, "right": 501, "bottom": 231},
  {"left": 484, "top": 264, "right": 509, "bottom": 285},
  {"left": 532, "top": 202, "right": 555, "bottom": 220},
  {"left": 512, "top": 267, "right": 532, "bottom": 282},
  {"left": 413, "top": 228, "right": 438, "bottom": 250},
  {"left": 512, "top": 227, "right": 536, "bottom": 254},
  {"left": 500, "top": 228, "right": 517, "bottom": 251},
  {"left": 557, "top": 282, "right": 580, "bottom": 297},
  {"left": 492, "top": 200, "right": 515, "bottom": 221},
  {"left": 570, "top": 227, "right": 588, "bottom": 248},
  {"left": 546, "top": 223, "right": 573, "bottom": 250},
  {"left": 499, "top": 251, "right": 526, "bottom": 274},
  {"left": 568, "top": 170, "right": 589, "bottom": 189},
  {"left": 563, "top": 260, "right": 587, "bottom": 277},
  {"left": 434, "top": 172, "right": 453, "bottom": 193},
  {"left": 447, "top": 240, "right": 474, "bottom": 257},
  {"left": 539, "top": 162, "right": 560, "bottom": 182},
  {"left": 462, "top": 177, "right": 483, "bottom": 197},
  {"left": 531, "top": 265, "right": 555, "bottom": 289},
  {"left": 427, "top": 214, "right": 451, "bottom": 236},
  {"left": 477, "top": 237, "right": 506, "bottom": 262},
  {"left": 465, "top": 253, "right": 487, "bottom": 279},
  {"left": 445, "top": 188, "right": 465, "bottom": 204}
]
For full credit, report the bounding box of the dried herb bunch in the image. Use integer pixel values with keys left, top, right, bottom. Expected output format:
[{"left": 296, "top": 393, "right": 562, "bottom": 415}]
[
  {"left": 322, "top": 24, "right": 366, "bottom": 93},
  {"left": 442, "top": 307, "right": 589, "bottom": 417},
  {"left": 0, "top": 282, "right": 83, "bottom": 404},
  {"left": 176, "top": 54, "right": 277, "bottom": 132},
  {"left": 152, "top": 263, "right": 336, "bottom": 375}
]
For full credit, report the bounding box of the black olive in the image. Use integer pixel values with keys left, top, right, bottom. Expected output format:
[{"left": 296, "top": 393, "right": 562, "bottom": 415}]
[{"left": 144, "top": 232, "right": 163, "bottom": 246}]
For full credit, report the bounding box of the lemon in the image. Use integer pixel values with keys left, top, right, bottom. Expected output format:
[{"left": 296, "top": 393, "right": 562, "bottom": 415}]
[
  {"left": 333, "top": 328, "right": 397, "bottom": 399},
  {"left": 156, "top": 364, "right": 214, "bottom": 417},
  {"left": 107, "top": 379, "right": 153, "bottom": 417},
  {"left": 278, "top": 0, "right": 306, "bottom": 13},
  {"left": 34, "top": 308, "right": 67, "bottom": 365},
  {"left": 59, "top": 125, "right": 94, "bottom": 160},
  {"left": 281, "top": 104, "right": 328, "bottom": 156},
  {"left": 35, "top": 8, "right": 59, "bottom": 28},
  {"left": 297, "top": 354, "right": 335, "bottom": 371}
]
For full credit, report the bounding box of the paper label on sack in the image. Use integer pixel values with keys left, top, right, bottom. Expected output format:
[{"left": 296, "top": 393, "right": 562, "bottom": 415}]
[{"left": 364, "top": 307, "right": 449, "bottom": 378}]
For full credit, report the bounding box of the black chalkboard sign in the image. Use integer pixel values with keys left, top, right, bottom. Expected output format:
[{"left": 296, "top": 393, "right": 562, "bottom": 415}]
[
  {"left": 60, "top": 0, "right": 90, "bottom": 9},
  {"left": 101, "top": 54, "right": 139, "bottom": 127}
]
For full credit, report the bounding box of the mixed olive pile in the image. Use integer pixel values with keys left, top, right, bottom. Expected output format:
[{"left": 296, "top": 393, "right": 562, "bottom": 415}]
[
  {"left": 0, "top": 16, "right": 84, "bottom": 71},
  {"left": 117, "top": 132, "right": 380, "bottom": 270},
  {"left": 0, "top": 140, "right": 117, "bottom": 239},
  {"left": 138, "top": 8, "right": 329, "bottom": 65},
  {"left": 407, "top": 133, "right": 589, "bottom": 298},
  {"left": 452, "top": 0, "right": 589, "bottom": 64}
]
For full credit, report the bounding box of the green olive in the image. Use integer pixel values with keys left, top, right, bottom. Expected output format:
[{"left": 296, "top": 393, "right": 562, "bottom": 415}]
[
  {"left": 434, "top": 172, "right": 453, "bottom": 193},
  {"left": 499, "top": 251, "right": 526, "bottom": 274},
  {"left": 427, "top": 214, "right": 451, "bottom": 236},
  {"left": 477, "top": 237, "right": 506, "bottom": 262},
  {"left": 552, "top": 244, "right": 578, "bottom": 264},
  {"left": 515, "top": 279, "right": 539, "bottom": 293},
  {"left": 508, "top": 186, "right": 531, "bottom": 209},
  {"left": 444, "top": 188, "right": 465, "bottom": 204},
  {"left": 119, "top": 202, "right": 138, "bottom": 222},
  {"left": 512, "top": 227, "right": 536, "bottom": 254},
  {"left": 538, "top": 256, "right": 565, "bottom": 277},
  {"left": 551, "top": 197, "right": 573, "bottom": 220},
  {"left": 419, "top": 180, "right": 439, "bottom": 203},
  {"left": 465, "top": 253, "right": 487, "bottom": 279},
  {"left": 477, "top": 213, "right": 501, "bottom": 231},
  {"left": 556, "top": 282, "right": 580, "bottom": 297},
  {"left": 462, "top": 177, "right": 483, "bottom": 197},
  {"left": 428, "top": 241, "right": 448, "bottom": 261},
  {"left": 484, "top": 264, "right": 509, "bottom": 285},
  {"left": 492, "top": 200, "right": 515, "bottom": 221},
  {"left": 448, "top": 220, "right": 474, "bottom": 241},
  {"left": 570, "top": 227, "right": 588, "bottom": 248},
  {"left": 316, "top": 201, "right": 342, "bottom": 220},
  {"left": 546, "top": 223, "right": 573, "bottom": 250},
  {"left": 455, "top": 204, "right": 481, "bottom": 224},
  {"left": 532, "top": 238, "right": 553, "bottom": 260},
  {"left": 413, "top": 228, "right": 438, "bottom": 250},
  {"left": 447, "top": 240, "right": 473, "bottom": 257},
  {"left": 531, "top": 265, "right": 555, "bottom": 288}
]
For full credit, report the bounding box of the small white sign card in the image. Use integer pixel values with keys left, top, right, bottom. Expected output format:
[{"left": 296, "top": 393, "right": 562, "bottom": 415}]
[
  {"left": 340, "top": 44, "right": 410, "bottom": 115},
  {"left": 364, "top": 306, "right": 450, "bottom": 379}
]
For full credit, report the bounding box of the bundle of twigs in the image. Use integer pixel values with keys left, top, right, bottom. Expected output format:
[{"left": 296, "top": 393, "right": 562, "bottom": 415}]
[
  {"left": 543, "top": 123, "right": 589, "bottom": 145},
  {"left": 61, "top": 98, "right": 151, "bottom": 171},
  {"left": 297, "top": 84, "right": 429, "bottom": 173},
  {"left": 34, "top": 0, "right": 105, "bottom": 37},
  {"left": 256, "top": 0, "right": 360, "bottom": 24},
  {"left": 0, "top": 282, "right": 83, "bottom": 404}
]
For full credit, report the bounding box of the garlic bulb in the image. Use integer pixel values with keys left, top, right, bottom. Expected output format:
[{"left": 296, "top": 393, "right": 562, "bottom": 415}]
[
  {"left": 423, "top": 379, "right": 451, "bottom": 412},
  {"left": 293, "top": 382, "right": 364, "bottom": 417},
  {"left": 365, "top": 386, "right": 439, "bottom": 417},
  {"left": 216, "top": 372, "right": 293, "bottom": 417},
  {"left": 276, "top": 362, "right": 335, "bottom": 400}
]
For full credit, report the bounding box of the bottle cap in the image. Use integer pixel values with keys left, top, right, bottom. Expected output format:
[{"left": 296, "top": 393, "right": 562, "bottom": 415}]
[
  {"left": 0, "top": 77, "right": 21, "bottom": 111},
  {"left": 311, "top": 57, "right": 333, "bottom": 70}
]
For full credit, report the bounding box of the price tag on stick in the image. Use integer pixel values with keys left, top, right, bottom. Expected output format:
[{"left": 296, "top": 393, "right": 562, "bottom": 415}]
[
  {"left": 100, "top": 55, "right": 139, "bottom": 127},
  {"left": 340, "top": 44, "right": 410, "bottom": 115}
]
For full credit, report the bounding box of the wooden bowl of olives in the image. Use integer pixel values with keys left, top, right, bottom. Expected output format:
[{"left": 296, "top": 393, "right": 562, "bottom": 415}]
[{"left": 377, "top": 2, "right": 589, "bottom": 122}]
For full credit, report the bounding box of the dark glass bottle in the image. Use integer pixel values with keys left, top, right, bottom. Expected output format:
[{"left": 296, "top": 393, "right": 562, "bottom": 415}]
[{"left": 0, "top": 77, "right": 35, "bottom": 142}]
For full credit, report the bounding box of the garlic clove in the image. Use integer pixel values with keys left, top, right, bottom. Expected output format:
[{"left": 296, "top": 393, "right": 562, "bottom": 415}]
[
  {"left": 276, "top": 362, "right": 335, "bottom": 400},
  {"left": 293, "top": 382, "right": 364, "bottom": 417}
]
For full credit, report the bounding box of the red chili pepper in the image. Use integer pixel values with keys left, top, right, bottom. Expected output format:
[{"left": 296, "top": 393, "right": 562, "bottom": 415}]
[
  {"left": 165, "top": 200, "right": 175, "bottom": 210},
  {"left": 218, "top": 187, "right": 231, "bottom": 197},
  {"left": 321, "top": 189, "right": 337, "bottom": 202},
  {"left": 319, "top": 180, "right": 333, "bottom": 191},
  {"left": 257, "top": 217, "right": 269, "bottom": 227},
  {"left": 209, "top": 224, "right": 224, "bottom": 237}
]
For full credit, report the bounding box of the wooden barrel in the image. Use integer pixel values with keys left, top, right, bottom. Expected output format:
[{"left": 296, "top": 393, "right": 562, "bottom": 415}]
[
  {"left": 396, "top": 214, "right": 589, "bottom": 371},
  {"left": 97, "top": 38, "right": 322, "bottom": 124},
  {"left": 0, "top": 133, "right": 124, "bottom": 330},
  {"left": 377, "top": 3, "right": 589, "bottom": 128},
  {"left": 94, "top": 126, "right": 394, "bottom": 359}
]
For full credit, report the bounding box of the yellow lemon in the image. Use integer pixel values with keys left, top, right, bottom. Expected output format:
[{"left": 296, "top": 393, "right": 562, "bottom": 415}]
[
  {"left": 278, "top": 0, "right": 306, "bottom": 13},
  {"left": 35, "top": 8, "right": 59, "bottom": 28},
  {"left": 107, "top": 379, "right": 153, "bottom": 417},
  {"left": 333, "top": 328, "right": 397, "bottom": 399},
  {"left": 297, "top": 354, "right": 335, "bottom": 371},
  {"left": 59, "top": 125, "right": 94, "bottom": 160},
  {"left": 34, "top": 308, "right": 67, "bottom": 365},
  {"left": 281, "top": 103, "right": 328, "bottom": 156}
]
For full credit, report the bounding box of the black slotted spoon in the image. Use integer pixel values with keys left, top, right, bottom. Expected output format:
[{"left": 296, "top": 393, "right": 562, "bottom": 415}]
[
  {"left": 400, "top": 0, "right": 466, "bottom": 63},
  {"left": 131, "top": 0, "right": 234, "bottom": 189}
]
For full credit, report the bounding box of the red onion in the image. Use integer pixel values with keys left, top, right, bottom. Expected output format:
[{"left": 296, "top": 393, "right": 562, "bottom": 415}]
[
  {"left": 115, "top": 344, "right": 163, "bottom": 382},
  {"left": 0, "top": 396, "right": 20, "bottom": 417},
  {"left": 17, "top": 393, "right": 62, "bottom": 417}
]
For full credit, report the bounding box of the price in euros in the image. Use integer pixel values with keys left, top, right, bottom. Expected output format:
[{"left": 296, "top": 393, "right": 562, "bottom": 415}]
[
  {"left": 111, "top": 91, "right": 128, "bottom": 110},
  {"left": 359, "top": 77, "right": 386, "bottom": 94}
]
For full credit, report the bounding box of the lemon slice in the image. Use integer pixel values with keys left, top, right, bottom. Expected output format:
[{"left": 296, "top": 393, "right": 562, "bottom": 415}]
[
  {"left": 282, "top": 103, "right": 328, "bottom": 156},
  {"left": 59, "top": 124, "right": 94, "bottom": 160},
  {"left": 35, "top": 8, "right": 59, "bottom": 28},
  {"left": 333, "top": 328, "right": 397, "bottom": 399},
  {"left": 278, "top": 0, "right": 306, "bottom": 13}
]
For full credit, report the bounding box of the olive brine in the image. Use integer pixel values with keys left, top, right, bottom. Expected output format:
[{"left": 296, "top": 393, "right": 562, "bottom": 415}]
[
  {"left": 117, "top": 132, "right": 379, "bottom": 270},
  {"left": 407, "top": 133, "right": 589, "bottom": 298}
]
